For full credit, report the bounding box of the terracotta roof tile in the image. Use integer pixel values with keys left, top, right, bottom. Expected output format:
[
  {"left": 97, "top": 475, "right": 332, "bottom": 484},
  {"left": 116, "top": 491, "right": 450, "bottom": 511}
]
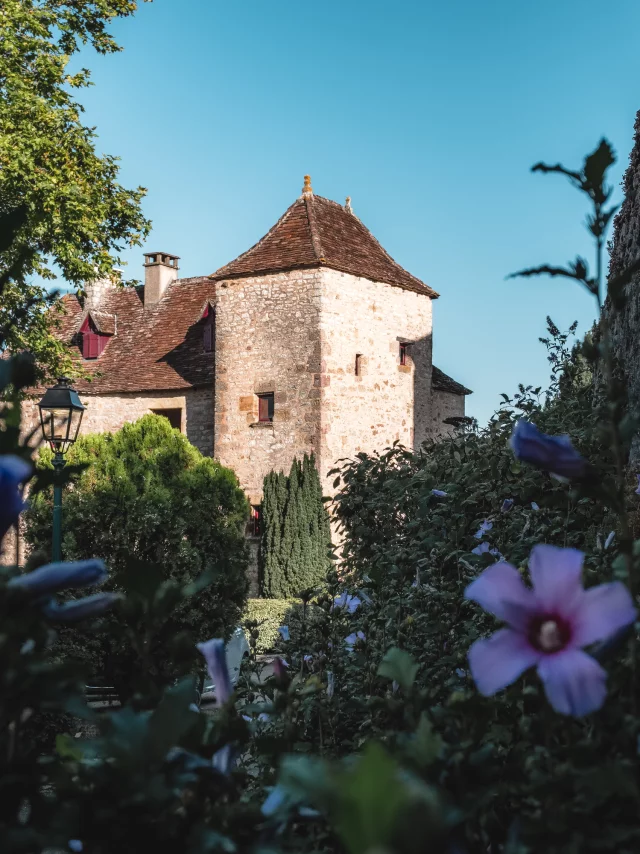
[
  {"left": 56, "top": 277, "right": 216, "bottom": 394},
  {"left": 432, "top": 366, "right": 472, "bottom": 396},
  {"left": 210, "top": 193, "right": 438, "bottom": 298}
]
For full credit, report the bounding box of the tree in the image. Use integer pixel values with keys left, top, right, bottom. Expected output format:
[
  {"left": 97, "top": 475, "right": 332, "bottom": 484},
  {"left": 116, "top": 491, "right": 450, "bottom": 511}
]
[
  {"left": 259, "top": 453, "right": 332, "bottom": 597},
  {"left": 0, "top": 0, "right": 151, "bottom": 381},
  {"left": 24, "top": 414, "right": 249, "bottom": 696}
]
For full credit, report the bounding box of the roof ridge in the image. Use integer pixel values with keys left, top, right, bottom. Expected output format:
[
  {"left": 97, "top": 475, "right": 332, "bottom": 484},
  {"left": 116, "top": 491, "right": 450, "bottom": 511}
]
[
  {"left": 210, "top": 199, "right": 302, "bottom": 279},
  {"left": 304, "top": 194, "right": 325, "bottom": 262}
]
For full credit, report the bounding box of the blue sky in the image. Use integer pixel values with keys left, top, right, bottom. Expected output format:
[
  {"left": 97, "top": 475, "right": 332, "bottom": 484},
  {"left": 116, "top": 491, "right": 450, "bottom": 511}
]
[{"left": 74, "top": 0, "right": 640, "bottom": 424}]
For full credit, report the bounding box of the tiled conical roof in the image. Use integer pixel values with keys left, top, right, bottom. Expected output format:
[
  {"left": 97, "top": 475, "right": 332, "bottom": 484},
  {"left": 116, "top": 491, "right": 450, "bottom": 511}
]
[{"left": 210, "top": 185, "right": 438, "bottom": 298}]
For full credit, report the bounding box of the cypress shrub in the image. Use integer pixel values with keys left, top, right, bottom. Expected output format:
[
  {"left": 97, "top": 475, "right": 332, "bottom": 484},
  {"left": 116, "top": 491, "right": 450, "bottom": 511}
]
[{"left": 259, "top": 453, "right": 331, "bottom": 597}]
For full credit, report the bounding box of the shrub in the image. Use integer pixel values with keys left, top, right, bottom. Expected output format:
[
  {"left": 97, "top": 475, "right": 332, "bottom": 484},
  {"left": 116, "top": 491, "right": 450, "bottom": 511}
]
[
  {"left": 259, "top": 453, "right": 332, "bottom": 597},
  {"left": 24, "top": 414, "right": 249, "bottom": 696},
  {"left": 243, "top": 598, "right": 323, "bottom": 653}
]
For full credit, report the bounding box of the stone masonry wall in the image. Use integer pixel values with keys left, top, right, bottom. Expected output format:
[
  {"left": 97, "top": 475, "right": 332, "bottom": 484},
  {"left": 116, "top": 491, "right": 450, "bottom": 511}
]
[
  {"left": 608, "top": 110, "right": 640, "bottom": 460},
  {"left": 317, "top": 269, "right": 433, "bottom": 493},
  {"left": 20, "top": 387, "right": 214, "bottom": 458},
  {"left": 213, "top": 269, "right": 323, "bottom": 503},
  {"left": 429, "top": 390, "right": 466, "bottom": 439}
]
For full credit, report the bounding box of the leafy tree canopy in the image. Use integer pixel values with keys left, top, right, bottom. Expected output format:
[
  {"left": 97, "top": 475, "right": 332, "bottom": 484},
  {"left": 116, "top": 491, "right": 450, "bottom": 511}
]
[{"left": 0, "top": 0, "right": 151, "bottom": 380}]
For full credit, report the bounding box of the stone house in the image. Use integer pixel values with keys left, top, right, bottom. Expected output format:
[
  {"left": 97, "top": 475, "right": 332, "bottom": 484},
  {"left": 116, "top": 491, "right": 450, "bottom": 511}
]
[{"left": 23, "top": 176, "right": 471, "bottom": 528}]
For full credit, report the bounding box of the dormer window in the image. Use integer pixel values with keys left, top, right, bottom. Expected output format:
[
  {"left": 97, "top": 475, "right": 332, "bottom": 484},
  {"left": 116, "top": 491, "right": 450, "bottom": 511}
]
[{"left": 79, "top": 314, "right": 111, "bottom": 360}]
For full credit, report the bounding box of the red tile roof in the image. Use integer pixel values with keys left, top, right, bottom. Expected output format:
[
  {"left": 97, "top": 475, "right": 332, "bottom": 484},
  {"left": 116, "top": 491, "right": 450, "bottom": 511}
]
[
  {"left": 211, "top": 192, "right": 438, "bottom": 298},
  {"left": 55, "top": 276, "right": 216, "bottom": 394},
  {"left": 432, "top": 366, "right": 472, "bottom": 396}
]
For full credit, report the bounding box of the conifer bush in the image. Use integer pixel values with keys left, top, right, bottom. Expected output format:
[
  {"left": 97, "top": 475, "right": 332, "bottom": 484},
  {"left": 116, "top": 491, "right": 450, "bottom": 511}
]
[{"left": 259, "top": 453, "right": 332, "bottom": 597}]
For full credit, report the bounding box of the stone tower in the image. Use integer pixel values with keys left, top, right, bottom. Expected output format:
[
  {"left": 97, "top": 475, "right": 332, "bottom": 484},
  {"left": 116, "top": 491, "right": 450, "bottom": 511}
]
[{"left": 210, "top": 176, "right": 446, "bottom": 505}]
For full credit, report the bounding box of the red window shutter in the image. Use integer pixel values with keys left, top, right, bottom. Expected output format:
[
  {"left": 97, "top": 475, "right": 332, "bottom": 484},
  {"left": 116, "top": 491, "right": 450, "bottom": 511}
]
[
  {"left": 203, "top": 324, "right": 212, "bottom": 352},
  {"left": 258, "top": 396, "right": 268, "bottom": 422}
]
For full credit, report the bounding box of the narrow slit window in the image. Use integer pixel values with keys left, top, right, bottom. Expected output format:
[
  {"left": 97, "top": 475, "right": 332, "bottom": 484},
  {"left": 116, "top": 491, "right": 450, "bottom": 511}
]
[
  {"left": 257, "top": 393, "right": 274, "bottom": 423},
  {"left": 250, "top": 505, "right": 262, "bottom": 537},
  {"left": 399, "top": 342, "right": 408, "bottom": 366},
  {"left": 355, "top": 354, "right": 362, "bottom": 376}
]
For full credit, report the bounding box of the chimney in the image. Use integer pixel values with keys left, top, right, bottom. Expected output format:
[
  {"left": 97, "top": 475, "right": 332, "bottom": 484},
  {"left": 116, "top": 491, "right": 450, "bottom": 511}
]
[
  {"left": 84, "top": 277, "right": 114, "bottom": 311},
  {"left": 143, "top": 252, "right": 180, "bottom": 306}
]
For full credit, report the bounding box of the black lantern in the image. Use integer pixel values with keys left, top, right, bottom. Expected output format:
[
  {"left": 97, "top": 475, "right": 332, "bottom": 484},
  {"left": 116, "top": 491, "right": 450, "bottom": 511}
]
[{"left": 38, "top": 377, "right": 85, "bottom": 454}]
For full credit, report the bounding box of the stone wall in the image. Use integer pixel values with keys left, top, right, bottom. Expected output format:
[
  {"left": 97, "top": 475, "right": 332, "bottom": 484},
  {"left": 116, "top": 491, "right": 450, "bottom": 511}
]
[
  {"left": 21, "top": 387, "right": 214, "bottom": 458},
  {"left": 428, "top": 390, "right": 466, "bottom": 440},
  {"left": 608, "top": 109, "right": 640, "bottom": 460},
  {"left": 213, "top": 269, "right": 323, "bottom": 503},
  {"left": 317, "top": 269, "right": 433, "bottom": 491}
]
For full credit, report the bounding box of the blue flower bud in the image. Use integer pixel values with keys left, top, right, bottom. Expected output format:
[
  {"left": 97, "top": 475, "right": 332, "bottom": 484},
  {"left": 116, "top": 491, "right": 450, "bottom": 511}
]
[
  {"left": 8, "top": 559, "right": 107, "bottom": 598},
  {"left": 0, "top": 455, "right": 32, "bottom": 539},
  {"left": 196, "top": 638, "right": 232, "bottom": 705},
  {"left": 510, "top": 420, "right": 588, "bottom": 479},
  {"left": 43, "top": 592, "right": 122, "bottom": 622}
]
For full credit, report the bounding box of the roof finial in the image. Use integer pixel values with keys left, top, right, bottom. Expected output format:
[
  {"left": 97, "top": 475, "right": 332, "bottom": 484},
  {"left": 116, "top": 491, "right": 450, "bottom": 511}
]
[
  {"left": 345, "top": 196, "right": 353, "bottom": 213},
  {"left": 302, "top": 174, "right": 313, "bottom": 196}
]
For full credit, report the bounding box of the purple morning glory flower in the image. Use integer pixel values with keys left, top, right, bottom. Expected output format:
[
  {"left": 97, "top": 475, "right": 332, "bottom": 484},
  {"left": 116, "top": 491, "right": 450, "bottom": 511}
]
[
  {"left": 474, "top": 520, "right": 493, "bottom": 539},
  {"left": 196, "top": 638, "right": 232, "bottom": 706},
  {"left": 464, "top": 544, "right": 637, "bottom": 716},
  {"left": 333, "top": 592, "right": 361, "bottom": 613},
  {"left": 8, "top": 559, "right": 107, "bottom": 598},
  {"left": 635, "top": 474, "right": 640, "bottom": 496},
  {"left": 431, "top": 489, "right": 448, "bottom": 497},
  {"left": 531, "top": 502, "right": 540, "bottom": 511},
  {"left": 510, "top": 420, "right": 588, "bottom": 479},
  {"left": 501, "top": 498, "right": 514, "bottom": 513},
  {"left": 68, "top": 842, "right": 83, "bottom": 853},
  {"left": 0, "top": 455, "right": 32, "bottom": 539},
  {"left": 344, "top": 630, "right": 366, "bottom": 649},
  {"left": 472, "top": 542, "right": 502, "bottom": 559},
  {"left": 278, "top": 625, "right": 290, "bottom": 641},
  {"left": 42, "top": 592, "right": 122, "bottom": 622}
]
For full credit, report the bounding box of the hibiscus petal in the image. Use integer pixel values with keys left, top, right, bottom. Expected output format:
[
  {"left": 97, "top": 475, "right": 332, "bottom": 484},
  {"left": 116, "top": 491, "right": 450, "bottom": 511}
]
[
  {"left": 464, "top": 562, "right": 534, "bottom": 626},
  {"left": 468, "top": 628, "right": 540, "bottom": 696},
  {"left": 537, "top": 649, "right": 607, "bottom": 716},
  {"left": 572, "top": 582, "right": 637, "bottom": 647},
  {"left": 529, "top": 544, "right": 584, "bottom": 613}
]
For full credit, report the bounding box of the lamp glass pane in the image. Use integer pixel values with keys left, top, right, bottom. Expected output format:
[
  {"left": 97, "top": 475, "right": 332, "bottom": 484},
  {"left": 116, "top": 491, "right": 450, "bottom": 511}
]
[{"left": 68, "top": 407, "right": 84, "bottom": 443}]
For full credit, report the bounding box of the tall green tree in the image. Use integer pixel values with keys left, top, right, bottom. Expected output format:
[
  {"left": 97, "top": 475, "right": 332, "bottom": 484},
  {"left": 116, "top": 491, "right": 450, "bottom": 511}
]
[
  {"left": 259, "top": 453, "right": 332, "bottom": 597},
  {"left": 0, "top": 0, "right": 151, "bottom": 381}
]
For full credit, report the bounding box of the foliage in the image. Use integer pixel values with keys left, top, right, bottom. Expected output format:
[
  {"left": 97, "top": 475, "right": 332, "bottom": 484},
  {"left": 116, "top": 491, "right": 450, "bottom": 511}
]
[
  {"left": 259, "top": 453, "right": 332, "bottom": 597},
  {"left": 0, "top": 0, "right": 151, "bottom": 381},
  {"left": 243, "top": 598, "right": 303, "bottom": 654},
  {"left": 24, "top": 414, "right": 249, "bottom": 698}
]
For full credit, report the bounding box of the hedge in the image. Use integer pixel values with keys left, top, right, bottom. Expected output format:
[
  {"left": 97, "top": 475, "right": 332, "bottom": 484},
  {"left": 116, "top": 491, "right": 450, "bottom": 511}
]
[{"left": 243, "top": 598, "right": 322, "bottom": 654}]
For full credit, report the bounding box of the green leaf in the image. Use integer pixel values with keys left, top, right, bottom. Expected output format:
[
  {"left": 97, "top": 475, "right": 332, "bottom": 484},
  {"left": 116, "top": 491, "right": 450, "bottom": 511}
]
[{"left": 377, "top": 647, "right": 419, "bottom": 692}]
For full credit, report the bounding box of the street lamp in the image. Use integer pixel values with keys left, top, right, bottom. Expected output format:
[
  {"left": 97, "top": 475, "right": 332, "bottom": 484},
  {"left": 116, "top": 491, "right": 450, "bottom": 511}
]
[{"left": 37, "top": 377, "right": 85, "bottom": 561}]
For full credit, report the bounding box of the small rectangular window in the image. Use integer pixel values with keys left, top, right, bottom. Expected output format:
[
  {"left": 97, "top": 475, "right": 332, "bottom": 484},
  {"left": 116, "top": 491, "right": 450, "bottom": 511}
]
[
  {"left": 203, "top": 323, "right": 213, "bottom": 352},
  {"left": 257, "top": 393, "right": 274, "bottom": 423},
  {"left": 399, "top": 343, "right": 408, "bottom": 366},
  {"left": 250, "top": 505, "right": 262, "bottom": 537},
  {"left": 355, "top": 354, "right": 362, "bottom": 376},
  {"left": 151, "top": 408, "right": 182, "bottom": 431}
]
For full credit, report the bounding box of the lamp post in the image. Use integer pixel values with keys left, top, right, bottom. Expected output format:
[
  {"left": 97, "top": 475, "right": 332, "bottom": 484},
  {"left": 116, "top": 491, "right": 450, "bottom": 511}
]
[{"left": 37, "top": 377, "right": 85, "bottom": 562}]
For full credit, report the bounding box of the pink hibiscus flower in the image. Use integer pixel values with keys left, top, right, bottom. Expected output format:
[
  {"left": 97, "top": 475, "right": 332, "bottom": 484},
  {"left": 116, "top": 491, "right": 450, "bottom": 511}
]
[{"left": 464, "top": 544, "right": 636, "bottom": 716}]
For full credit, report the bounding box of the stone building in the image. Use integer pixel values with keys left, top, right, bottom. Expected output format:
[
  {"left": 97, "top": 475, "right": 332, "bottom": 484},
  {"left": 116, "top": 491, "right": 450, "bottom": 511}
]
[{"left": 24, "top": 176, "right": 471, "bottom": 513}]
